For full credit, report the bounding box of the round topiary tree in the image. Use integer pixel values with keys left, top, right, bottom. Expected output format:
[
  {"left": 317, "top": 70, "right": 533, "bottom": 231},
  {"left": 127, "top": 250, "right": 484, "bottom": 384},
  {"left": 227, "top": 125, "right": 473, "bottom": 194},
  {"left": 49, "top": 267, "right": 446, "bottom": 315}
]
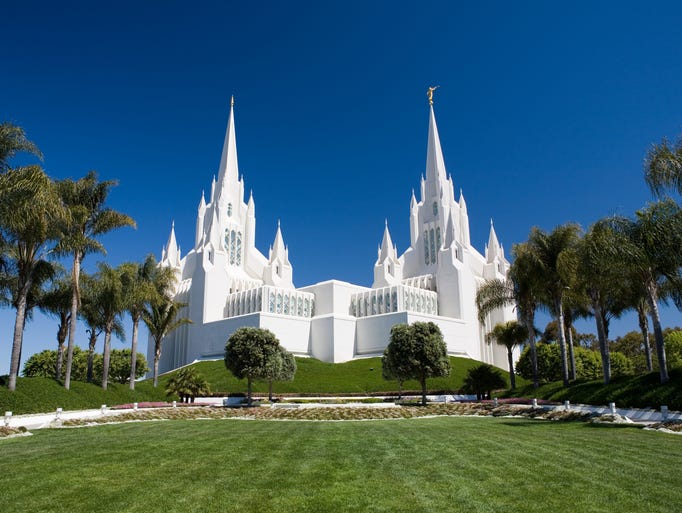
[
  {"left": 224, "top": 327, "right": 282, "bottom": 406},
  {"left": 382, "top": 321, "right": 450, "bottom": 405}
]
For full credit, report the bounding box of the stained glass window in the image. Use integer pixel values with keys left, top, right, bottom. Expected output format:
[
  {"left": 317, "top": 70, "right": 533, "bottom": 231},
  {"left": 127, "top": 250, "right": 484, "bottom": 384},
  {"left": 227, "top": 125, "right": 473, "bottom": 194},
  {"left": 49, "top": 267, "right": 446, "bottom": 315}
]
[
  {"left": 236, "top": 232, "right": 242, "bottom": 265},
  {"left": 424, "top": 230, "right": 429, "bottom": 265},
  {"left": 284, "top": 295, "right": 290, "bottom": 315},
  {"left": 391, "top": 291, "right": 398, "bottom": 312},
  {"left": 429, "top": 228, "right": 436, "bottom": 264},
  {"left": 433, "top": 201, "right": 438, "bottom": 216},
  {"left": 297, "top": 297, "right": 303, "bottom": 316},
  {"left": 227, "top": 203, "right": 233, "bottom": 217},
  {"left": 304, "top": 298, "right": 310, "bottom": 317},
  {"left": 276, "top": 293, "right": 282, "bottom": 314},
  {"left": 230, "top": 231, "right": 236, "bottom": 265},
  {"left": 436, "top": 227, "right": 441, "bottom": 250},
  {"left": 269, "top": 292, "right": 275, "bottom": 313}
]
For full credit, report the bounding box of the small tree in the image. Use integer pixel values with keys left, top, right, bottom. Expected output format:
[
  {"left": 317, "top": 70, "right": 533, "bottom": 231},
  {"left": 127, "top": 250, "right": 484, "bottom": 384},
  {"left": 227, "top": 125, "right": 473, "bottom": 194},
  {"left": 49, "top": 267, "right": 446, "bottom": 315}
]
[
  {"left": 487, "top": 321, "right": 527, "bottom": 390},
  {"left": 224, "top": 327, "right": 281, "bottom": 406},
  {"left": 381, "top": 322, "right": 450, "bottom": 405},
  {"left": 462, "top": 364, "right": 507, "bottom": 401},
  {"left": 262, "top": 346, "right": 296, "bottom": 401},
  {"left": 165, "top": 367, "right": 210, "bottom": 403}
]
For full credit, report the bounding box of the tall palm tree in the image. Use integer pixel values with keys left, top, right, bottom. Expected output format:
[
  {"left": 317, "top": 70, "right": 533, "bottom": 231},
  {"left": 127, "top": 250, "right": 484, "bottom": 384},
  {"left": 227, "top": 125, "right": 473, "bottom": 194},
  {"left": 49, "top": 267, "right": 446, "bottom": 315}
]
[
  {"left": 0, "top": 122, "right": 42, "bottom": 171},
  {"left": 38, "top": 273, "right": 73, "bottom": 380},
  {"left": 608, "top": 200, "right": 682, "bottom": 383},
  {"left": 120, "top": 255, "right": 163, "bottom": 390},
  {"left": 87, "top": 263, "right": 128, "bottom": 390},
  {"left": 0, "top": 166, "right": 63, "bottom": 390},
  {"left": 477, "top": 244, "right": 542, "bottom": 388},
  {"left": 486, "top": 321, "right": 528, "bottom": 390},
  {"left": 57, "top": 171, "right": 135, "bottom": 390},
  {"left": 644, "top": 136, "right": 682, "bottom": 198},
  {"left": 80, "top": 271, "right": 124, "bottom": 383},
  {"left": 526, "top": 224, "right": 581, "bottom": 387},
  {"left": 143, "top": 297, "right": 191, "bottom": 387}
]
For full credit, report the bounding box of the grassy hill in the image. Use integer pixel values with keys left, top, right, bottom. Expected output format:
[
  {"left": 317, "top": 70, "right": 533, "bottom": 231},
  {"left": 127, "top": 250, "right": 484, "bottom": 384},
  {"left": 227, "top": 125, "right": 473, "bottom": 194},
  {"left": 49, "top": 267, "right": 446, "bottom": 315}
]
[{"left": 1, "top": 356, "right": 519, "bottom": 414}]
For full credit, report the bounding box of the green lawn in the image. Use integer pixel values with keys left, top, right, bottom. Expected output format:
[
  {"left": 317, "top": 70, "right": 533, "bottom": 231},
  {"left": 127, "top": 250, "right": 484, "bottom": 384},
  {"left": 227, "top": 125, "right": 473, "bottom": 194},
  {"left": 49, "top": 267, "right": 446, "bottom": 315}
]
[{"left": 1, "top": 417, "right": 680, "bottom": 512}]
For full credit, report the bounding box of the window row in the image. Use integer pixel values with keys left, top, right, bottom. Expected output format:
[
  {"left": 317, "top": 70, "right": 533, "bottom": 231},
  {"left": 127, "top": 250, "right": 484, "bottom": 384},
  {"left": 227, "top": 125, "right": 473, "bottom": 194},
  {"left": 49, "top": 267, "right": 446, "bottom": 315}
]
[
  {"left": 423, "top": 226, "right": 441, "bottom": 265},
  {"left": 268, "top": 292, "right": 314, "bottom": 318}
]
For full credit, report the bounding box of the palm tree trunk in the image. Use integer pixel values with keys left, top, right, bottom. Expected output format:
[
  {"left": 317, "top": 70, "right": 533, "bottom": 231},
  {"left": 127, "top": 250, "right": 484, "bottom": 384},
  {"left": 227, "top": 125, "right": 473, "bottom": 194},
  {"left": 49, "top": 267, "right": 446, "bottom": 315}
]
[
  {"left": 591, "top": 294, "right": 611, "bottom": 385},
  {"left": 637, "top": 303, "right": 653, "bottom": 372},
  {"left": 555, "top": 296, "right": 570, "bottom": 387},
  {"left": 420, "top": 374, "right": 427, "bottom": 406},
  {"left": 645, "top": 280, "right": 668, "bottom": 383},
  {"left": 129, "top": 316, "right": 139, "bottom": 390},
  {"left": 64, "top": 252, "right": 81, "bottom": 390},
  {"left": 101, "top": 329, "right": 112, "bottom": 390},
  {"left": 565, "top": 318, "right": 577, "bottom": 381},
  {"left": 507, "top": 347, "right": 516, "bottom": 390},
  {"left": 247, "top": 377, "right": 253, "bottom": 406},
  {"left": 521, "top": 307, "right": 539, "bottom": 388},
  {"left": 55, "top": 313, "right": 69, "bottom": 380},
  {"left": 87, "top": 330, "right": 97, "bottom": 382},
  {"left": 8, "top": 280, "right": 31, "bottom": 391},
  {"left": 153, "top": 341, "right": 161, "bottom": 387}
]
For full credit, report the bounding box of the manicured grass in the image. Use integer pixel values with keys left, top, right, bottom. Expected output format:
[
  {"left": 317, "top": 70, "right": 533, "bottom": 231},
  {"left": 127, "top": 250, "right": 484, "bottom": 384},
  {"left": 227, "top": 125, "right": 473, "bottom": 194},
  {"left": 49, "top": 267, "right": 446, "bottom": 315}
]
[
  {"left": 0, "top": 376, "right": 169, "bottom": 415},
  {"left": 506, "top": 367, "right": 682, "bottom": 411},
  {"left": 158, "top": 356, "right": 527, "bottom": 395},
  {"left": 1, "top": 417, "right": 680, "bottom": 512}
]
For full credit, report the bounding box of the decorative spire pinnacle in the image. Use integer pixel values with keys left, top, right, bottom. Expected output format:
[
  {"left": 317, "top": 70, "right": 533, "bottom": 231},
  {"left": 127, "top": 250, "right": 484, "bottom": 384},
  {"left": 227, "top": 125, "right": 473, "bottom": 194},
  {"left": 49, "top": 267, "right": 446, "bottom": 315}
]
[
  {"left": 444, "top": 210, "right": 456, "bottom": 248},
  {"left": 165, "top": 221, "right": 180, "bottom": 267},
  {"left": 231, "top": 95, "right": 235, "bottom": 107},
  {"left": 379, "top": 221, "right": 397, "bottom": 262},
  {"left": 269, "top": 221, "right": 289, "bottom": 264},
  {"left": 425, "top": 100, "right": 449, "bottom": 198}
]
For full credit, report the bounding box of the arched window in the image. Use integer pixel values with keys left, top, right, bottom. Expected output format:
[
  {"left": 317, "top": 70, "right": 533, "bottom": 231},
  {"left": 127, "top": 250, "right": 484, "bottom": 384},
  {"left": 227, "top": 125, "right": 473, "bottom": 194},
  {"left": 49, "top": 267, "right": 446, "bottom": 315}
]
[
  {"left": 276, "top": 293, "right": 282, "bottom": 314},
  {"left": 378, "top": 294, "right": 383, "bottom": 314},
  {"left": 227, "top": 203, "right": 232, "bottom": 217},
  {"left": 429, "top": 228, "right": 436, "bottom": 264},
  {"left": 433, "top": 201, "right": 438, "bottom": 216},
  {"left": 423, "top": 230, "right": 429, "bottom": 265},
  {"left": 284, "top": 295, "right": 290, "bottom": 315},
  {"left": 391, "top": 291, "right": 398, "bottom": 312},
  {"left": 269, "top": 292, "right": 275, "bottom": 313},
  {"left": 297, "top": 297, "right": 303, "bottom": 317},
  {"left": 304, "top": 298, "right": 310, "bottom": 317},
  {"left": 436, "top": 227, "right": 441, "bottom": 250}
]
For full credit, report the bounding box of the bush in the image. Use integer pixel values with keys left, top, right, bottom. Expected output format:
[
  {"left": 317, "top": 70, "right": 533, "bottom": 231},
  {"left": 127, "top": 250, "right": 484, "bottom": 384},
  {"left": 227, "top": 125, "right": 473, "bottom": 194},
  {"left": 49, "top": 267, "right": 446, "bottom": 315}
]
[{"left": 462, "top": 364, "right": 507, "bottom": 400}]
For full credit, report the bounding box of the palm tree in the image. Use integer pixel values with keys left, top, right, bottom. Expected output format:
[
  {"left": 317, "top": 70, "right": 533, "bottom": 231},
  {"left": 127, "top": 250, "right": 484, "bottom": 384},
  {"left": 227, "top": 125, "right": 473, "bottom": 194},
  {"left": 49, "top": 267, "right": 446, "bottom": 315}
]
[
  {"left": 120, "top": 255, "right": 167, "bottom": 390},
  {"left": 644, "top": 136, "right": 682, "bottom": 198},
  {"left": 0, "top": 166, "right": 63, "bottom": 390},
  {"left": 0, "top": 122, "right": 42, "bottom": 171},
  {"left": 564, "top": 221, "right": 629, "bottom": 384},
  {"left": 38, "top": 273, "right": 73, "bottom": 380},
  {"left": 80, "top": 271, "right": 124, "bottom": 383},
  {"left": 608, "top": 200, "right": 682, "bottom": 383},
  {"left": 57, "top": 171, "right": 135, "bottom": 390},
  {"left": 486, "top": 321, "right": 528, "bottom": 390},
  {"left": 476, "top": 244, "right": 542, "bottom": 388},
  {"left": 526, "top": 224, "right": 581, "bottom": 387},
  {"left": 87, "top": 263, "right": 128, "bottom": 390},
  {"left": 143, "top": 296, "right": 191, "bottom": 387}
]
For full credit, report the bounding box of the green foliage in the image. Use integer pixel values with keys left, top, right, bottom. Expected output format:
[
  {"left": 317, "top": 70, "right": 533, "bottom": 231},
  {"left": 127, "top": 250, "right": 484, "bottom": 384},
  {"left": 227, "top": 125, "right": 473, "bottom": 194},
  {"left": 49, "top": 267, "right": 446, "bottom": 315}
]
[
  {"left": 516, "top": 343, "right": 634, "bottom": 383},
  {"left": 664, "top": 330, "right": 682, "bottom": 368},
  {"left": 462, "top": 364, "right": 507, "bottom": 400},
  {"left": 165, "top": 367, "right": 211, "bottom": 403},
  {"left": 0, "top": 121, "right": 43, "bottom": 171},
  {"left": 23, "top": 348, "right": 147, "bottom": 384},
  {"left": 225, "top": 327, "right": 282, "bottom": 405},
  {"left": 644, "top": 135, "right": 682, "bottom": 198},
  {"left": 382, "top": 322, "right": 450, "bottom": 404}
]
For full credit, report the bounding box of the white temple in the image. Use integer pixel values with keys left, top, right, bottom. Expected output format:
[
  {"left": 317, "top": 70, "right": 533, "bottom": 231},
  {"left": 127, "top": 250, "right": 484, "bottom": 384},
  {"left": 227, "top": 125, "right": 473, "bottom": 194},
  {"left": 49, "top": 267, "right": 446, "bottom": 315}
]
[{"left": 151, "top": 95, "right": 516, "bottom": 374}]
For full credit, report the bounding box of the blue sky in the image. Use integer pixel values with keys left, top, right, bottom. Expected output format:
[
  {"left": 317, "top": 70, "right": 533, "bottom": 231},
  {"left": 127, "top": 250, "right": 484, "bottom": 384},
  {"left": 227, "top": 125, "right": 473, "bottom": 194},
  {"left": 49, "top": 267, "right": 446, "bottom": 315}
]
[{"left": 2, "top": 1, "right": 682, "bottom": 374}]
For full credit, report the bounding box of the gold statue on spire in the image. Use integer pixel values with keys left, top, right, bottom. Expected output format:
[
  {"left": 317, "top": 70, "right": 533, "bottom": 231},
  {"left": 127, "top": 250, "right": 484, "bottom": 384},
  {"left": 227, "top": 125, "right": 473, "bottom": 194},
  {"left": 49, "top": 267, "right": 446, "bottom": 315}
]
[{"left": 427, "top": 85, "right": 440, "bottom": 105}]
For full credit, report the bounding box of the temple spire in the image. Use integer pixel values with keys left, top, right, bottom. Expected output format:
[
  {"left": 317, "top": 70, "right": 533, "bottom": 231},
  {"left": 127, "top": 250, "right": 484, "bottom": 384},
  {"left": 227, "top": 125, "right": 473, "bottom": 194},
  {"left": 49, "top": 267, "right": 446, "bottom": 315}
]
[
  {"left": 425, "top": 103, "right": 449, "bottom": 199},
  {"left": 486, "top": 219, "right": 501, "bottom": 263},
  {"left": 216, "top": 97, "right": 239, "bottom": 200},
  {"left": 379, "top": 220, "right": 397, "bottom": 262},
  {"left": 164, "top": 221, "right": 180, "bottom": 267}
]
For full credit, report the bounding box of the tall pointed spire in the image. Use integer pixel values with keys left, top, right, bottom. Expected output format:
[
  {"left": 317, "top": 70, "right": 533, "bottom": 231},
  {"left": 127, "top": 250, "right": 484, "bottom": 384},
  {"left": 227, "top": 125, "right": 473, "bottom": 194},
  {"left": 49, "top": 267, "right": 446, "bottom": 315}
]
[
  {"left": 216, "top": 97, "right": 239, "bottom": 200},
  {"left": 269, "top": 220, "right": 289, "bottom": 264},
  {"left": 425, "top": 104, "right": 449, "bottom": 197},
  {"left": 379, "top": 220, "right": 397, "bottom": 262},
  {"left": 486, "top": 219, "right": 501, "bottom": 263},
  {"left": 165, "top": 221, "right": 180, "bottom": 267},
  {"left": 444, "top": 211, "right": 456, "bottom": 248}
]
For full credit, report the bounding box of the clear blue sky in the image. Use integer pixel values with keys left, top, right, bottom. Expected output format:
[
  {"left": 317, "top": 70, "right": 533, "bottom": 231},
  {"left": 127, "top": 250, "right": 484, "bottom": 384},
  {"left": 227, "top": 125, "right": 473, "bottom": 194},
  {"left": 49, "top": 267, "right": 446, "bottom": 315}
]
[{"left": 2, "top": 1, "right": 682, "bottom": 374}]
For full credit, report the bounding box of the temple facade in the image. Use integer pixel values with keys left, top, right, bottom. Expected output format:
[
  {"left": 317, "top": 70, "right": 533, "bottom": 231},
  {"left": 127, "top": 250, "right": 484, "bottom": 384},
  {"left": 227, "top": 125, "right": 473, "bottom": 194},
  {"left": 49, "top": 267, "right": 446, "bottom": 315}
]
[{"left": 151, "top": 97, "right": 515, "bottom": 374}]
